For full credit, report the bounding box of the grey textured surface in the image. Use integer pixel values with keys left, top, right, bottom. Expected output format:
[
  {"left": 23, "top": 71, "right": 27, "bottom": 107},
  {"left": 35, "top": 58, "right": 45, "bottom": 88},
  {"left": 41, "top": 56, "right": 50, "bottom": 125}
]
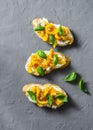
[{"left": 0, "top": 0, "right": 93, "bottom": 130}]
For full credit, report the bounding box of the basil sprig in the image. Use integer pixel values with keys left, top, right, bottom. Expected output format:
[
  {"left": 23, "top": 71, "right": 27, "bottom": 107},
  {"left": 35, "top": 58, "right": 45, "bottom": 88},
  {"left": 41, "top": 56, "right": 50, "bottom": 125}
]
[
  {"left": 46, "top": 94, "right": 52, "bottom": 106},
  {"left": 64, "top": 72, "right": 77, "bottom": 82},
  {"left": 49, "top": 35, "right": 55, "bottom": 46},
  {"left": 78, "top": 79, "right": 88, "bottom": 93},
  {"left": 37, "top": 50, "right": 47, "bottom": 59},
  {"left": 27, "top": 91, "right": 36, "bottom": 102},
  {"left": 53, "top": 55, "right": 58, "bottom": 65},
  {"left": 34, "top": 25, "right": 45, "bottom": 31},
  {"left": 58, "top": 26, "right": 64, "bottom": 36},
  {"left": 55, "top": 94, "right": 68, "bottom": 102},
  {"left": 37, "top": 66, "right": 45, "bottom": 76}
]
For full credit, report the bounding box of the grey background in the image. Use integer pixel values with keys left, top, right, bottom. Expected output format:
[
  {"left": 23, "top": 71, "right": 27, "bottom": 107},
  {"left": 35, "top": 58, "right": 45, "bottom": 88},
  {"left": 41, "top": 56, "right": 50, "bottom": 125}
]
[{"left": 0, "top": 0, "right": 93, "bottom": 130}]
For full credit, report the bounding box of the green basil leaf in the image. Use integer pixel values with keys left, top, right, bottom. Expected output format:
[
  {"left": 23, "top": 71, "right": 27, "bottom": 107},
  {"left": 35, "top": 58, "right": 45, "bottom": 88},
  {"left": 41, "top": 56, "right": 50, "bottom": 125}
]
[
  {"left": 37, "top": 50, "right": 47, "bottom": 59},
  {"left": 53, "top": 55, "right": 58, "bottom": 65},
  {"left": 78, "top": 79, "right": 88, "bottom": 93},
  {"left": 49, "top": 35, "right": 55, "bottom": 45},
  {"left": 34, "top": 25, "right": 45, "bottom": 31},
  {"left": 27, "top": 91, "right": 36, "bottom": 102},
  {"left": 64, "top": 72, "right": 77, "bottom": 82},
  {"left": 46, "top": 94, "right": 52, "bottom": 106},
  {"left": 58, "top": 26, "right": 64, "bottom": 36},
  {"left": 55, "top": 94, "right": 68, "bottom": 102},
  {"left": 37, "top": 66, "right": 45, "bottom": 76}
]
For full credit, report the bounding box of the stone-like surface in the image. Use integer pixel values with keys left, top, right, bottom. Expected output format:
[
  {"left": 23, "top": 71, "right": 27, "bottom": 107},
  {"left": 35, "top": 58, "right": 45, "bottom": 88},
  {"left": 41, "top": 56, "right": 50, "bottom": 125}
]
[{"left": 0, "top": 0, "right": 93, "bottom": 130}]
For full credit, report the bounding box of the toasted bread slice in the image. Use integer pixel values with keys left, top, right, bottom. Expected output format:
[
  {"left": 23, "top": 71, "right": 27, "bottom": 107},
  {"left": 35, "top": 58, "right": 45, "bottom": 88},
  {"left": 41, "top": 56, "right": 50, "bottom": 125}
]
[
  {"left": 22, "top": 83, "right": 68, "bottom": 109},
  {"left": 25, "top": 49, "right": 70, "bottom": 76},
  {"left": 32, "top": 18, "right": 74, "bottom": 48}
]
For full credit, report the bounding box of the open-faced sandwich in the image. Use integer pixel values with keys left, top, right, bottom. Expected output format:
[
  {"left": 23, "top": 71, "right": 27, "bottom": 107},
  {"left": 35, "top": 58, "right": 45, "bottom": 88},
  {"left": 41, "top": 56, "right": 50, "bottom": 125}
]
[
  {"left": 25, "top": 49, "right": 70, "bottom": 76},
  {"left": 32, "top": 18, "right": 74, "bottom": 48},
  {"left": 22, "top": 83, "right": 68, "bottom": 109}
]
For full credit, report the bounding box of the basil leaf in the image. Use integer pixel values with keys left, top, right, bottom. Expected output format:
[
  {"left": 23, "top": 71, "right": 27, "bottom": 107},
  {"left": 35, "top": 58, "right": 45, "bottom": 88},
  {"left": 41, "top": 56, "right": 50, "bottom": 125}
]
[
  {"left": 34, "top": 25, "right": 45, "bottom": 31},
  {"left": 46, "top": 94, "right": 52, "bottom": 106},
  {"left": 78, "top": 79, "right": 88, "bottom": 93},
  {"left": 37, "top": 50, "right": 47, "bottom": 59},
  {"left": 55, "top": 94, "right": 68, "bottom": 102},
  {"left": 53, "top": 55, "right": 58, "bottom": 65},
  {"left": 58, "top": 26, "right": 64, "bottom": 36},
  {"left": 27, "top": 91, "right": 36, "bottom": 102},
  {"left": 37, "top": 66, "right": 45, "bottom": 76},
  {"left": 64, "top": 72, "right": 77, "bottom": 82},
  {"left": 49, "top": 35, "right": 55, "bottom": 46}
]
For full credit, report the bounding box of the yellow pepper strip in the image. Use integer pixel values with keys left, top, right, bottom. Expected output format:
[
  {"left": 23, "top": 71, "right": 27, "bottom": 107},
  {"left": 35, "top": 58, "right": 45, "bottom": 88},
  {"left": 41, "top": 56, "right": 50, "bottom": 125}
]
[
  {"left": 61, "top": 26, "right": 69, "bottom": 35},
  {"left": 45, "top": 23, "right": 57, "bottom": 35},
  {"left": 31, "top": 86, "right": 36, "bottom": 93},
  {"left": 55, "top": 99, "right": 64, "bottom": 106},
  {"left": 60, "top": 36, "right": 68, "bottom": 41},
  {"left": 58, "top": 57, "right": 66, "bottom": 66},
  {"left": 37, "top": 31, "right": 48, "bottom": 42},
  {"left": 35, "top": 85, "right": 62, "bottom": 107},
  {"left": 55, "top": 33, "right": 62, "bottom": 40},
  {"left": 49, "top": 48, "right": 54, "bottom": 59},
  {"left": 42, "top": 33, "right": 48, "bottom": 42},
  {"left": 36, "top": 86, "right": 40, "bottom": 99},
  {"left": 35, "top": 86, "right": 48, "bottom": 107},
  {"left": 68, "top": 37, "right": 74, "bottom": 45},
  {"left": 26, "top": 66, "right": 32, "bottom": 73},
  {"left": 37, "top": 31, "right": 45, "bottom": 37}
]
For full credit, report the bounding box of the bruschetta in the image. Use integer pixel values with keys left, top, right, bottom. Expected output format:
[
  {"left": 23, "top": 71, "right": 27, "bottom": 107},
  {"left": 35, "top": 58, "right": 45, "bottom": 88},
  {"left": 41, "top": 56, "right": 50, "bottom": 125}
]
[
  {"left": 32, "top": 18, "right": 74, "bottom": 48},
  {"left": 25, "top": 49, "right": 70, "bottom": 76},
  {"left": 22, "top": 83, "right": 68, "bottom": 109}
]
